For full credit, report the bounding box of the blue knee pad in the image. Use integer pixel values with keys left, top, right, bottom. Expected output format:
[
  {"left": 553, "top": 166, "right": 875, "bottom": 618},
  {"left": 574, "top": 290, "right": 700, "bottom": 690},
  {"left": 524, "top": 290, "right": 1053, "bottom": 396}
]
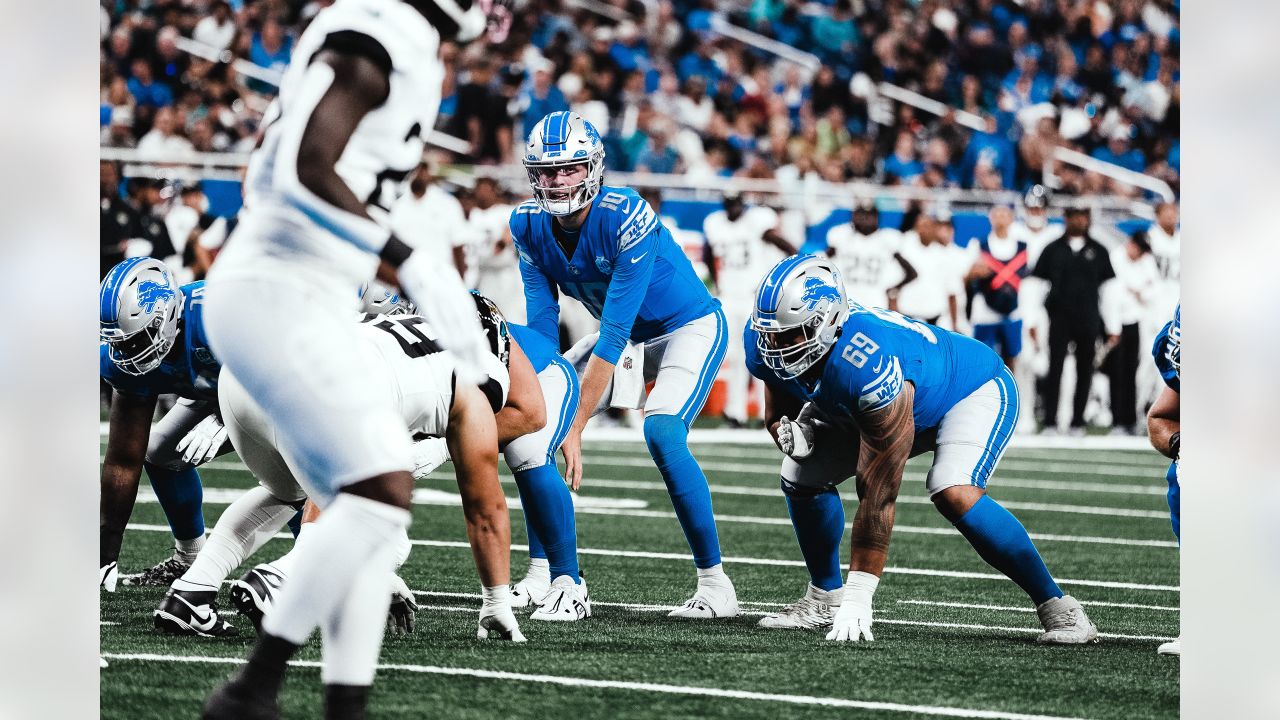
[
  {"left": 643, "top": 414, "right": 722, "bottom": 568},
  {"left": 781, "top": 479, "right": 845, "bottom": 591},
  {"left": 143, "top": 462, "right": 205, "bottom": 542}
]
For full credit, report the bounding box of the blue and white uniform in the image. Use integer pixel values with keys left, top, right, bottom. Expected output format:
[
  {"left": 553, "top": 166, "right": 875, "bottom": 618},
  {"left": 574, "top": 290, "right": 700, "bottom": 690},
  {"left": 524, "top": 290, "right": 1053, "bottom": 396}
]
[
  {"left": 512, "top": 186, "right": 726, "bottom": 424},
  {"left": 1152, "top": 304, "right": 1180, "bottom": 540},
  {"left": 747, "top": 302, "right": 1014, "bottom": 497},
  {"left": 512, "top": 184, "right": 729, "bottom": 571}
]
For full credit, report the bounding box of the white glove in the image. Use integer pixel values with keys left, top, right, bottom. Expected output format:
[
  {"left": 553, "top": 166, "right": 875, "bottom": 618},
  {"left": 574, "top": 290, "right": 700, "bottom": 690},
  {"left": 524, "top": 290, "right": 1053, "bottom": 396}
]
[
  {"left": 387, "top": 574, "right": 419, "bottom": 635},
  {"left": 100, "top": 562, "right": 118, "bottom": 593},
  {"left": 477, "top": 585, "right": 527, "bottom": 642},
  {"left": 826, "top": 571, "right": 878, "bottom": 642},
  {"left": 410, "top": 437, "right": 450, "bottom": 480},
  {"left": 176, "top": 414, "right": 228, "bottom": 466},
  {"left": 397, "top": 251, "right": 489, "bottom": 385},
  {"left": 777, "top": 402, "right": 820, "bottom": 460}
]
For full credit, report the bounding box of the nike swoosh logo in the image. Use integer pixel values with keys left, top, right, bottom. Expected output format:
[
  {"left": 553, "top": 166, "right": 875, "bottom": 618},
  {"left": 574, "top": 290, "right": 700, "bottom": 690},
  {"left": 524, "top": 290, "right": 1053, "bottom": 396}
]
[
  {"left": 630, "top": 253, "right": 648, "bottom": 264},
  {"left": 873, "top": 357, "right": 884, "bottom": 373},
  {"left": 173, "top": 594, "right": 217, "bottom": 631}
]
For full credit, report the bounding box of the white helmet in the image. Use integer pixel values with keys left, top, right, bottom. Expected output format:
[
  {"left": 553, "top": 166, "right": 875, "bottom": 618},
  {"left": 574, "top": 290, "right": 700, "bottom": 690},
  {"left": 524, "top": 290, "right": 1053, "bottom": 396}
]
[
  {"left": 751, "top": 255, "right": 850, "bottom": 381},
  {"left": 99, "top": 257, "right": 183, "bottom": 376},
  {"left": 522, "top": 111, "right": 606, "bottom": 216},
  {"left": 359, "top": 281, "right": 415, "bottom": 316}
]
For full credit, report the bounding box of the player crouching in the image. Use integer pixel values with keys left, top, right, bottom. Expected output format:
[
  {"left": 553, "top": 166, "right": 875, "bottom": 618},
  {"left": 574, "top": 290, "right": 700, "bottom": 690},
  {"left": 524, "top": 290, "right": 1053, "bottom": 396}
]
[{"left": 746, "top": 255, "right": 1098, "bottom": 644}]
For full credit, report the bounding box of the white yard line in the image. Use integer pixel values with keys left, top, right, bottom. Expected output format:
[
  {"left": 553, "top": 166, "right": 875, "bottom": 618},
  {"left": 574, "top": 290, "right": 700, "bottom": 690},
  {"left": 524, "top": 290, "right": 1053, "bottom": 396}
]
[
  {"left": 99, "top": 652, "right": 1093, "bottom": 720},
  {"left": 136, "top": 485, "right": 1176, "bottom": 549},
  {"left": 897, "top": 599, "right": 1180, "bottom": 613},
  {"left": 121, "top": 523, "right": 1177, "bottom": 592}
]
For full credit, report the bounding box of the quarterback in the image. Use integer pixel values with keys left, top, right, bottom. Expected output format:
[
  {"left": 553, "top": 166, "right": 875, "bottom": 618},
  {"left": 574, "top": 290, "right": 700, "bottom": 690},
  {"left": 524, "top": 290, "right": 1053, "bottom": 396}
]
[
  {"left": 745, "top": 254, "right": 1098, "bottom": 644},
  {"left": 511, "top": 110, "right": 737, "bottom": 617}
]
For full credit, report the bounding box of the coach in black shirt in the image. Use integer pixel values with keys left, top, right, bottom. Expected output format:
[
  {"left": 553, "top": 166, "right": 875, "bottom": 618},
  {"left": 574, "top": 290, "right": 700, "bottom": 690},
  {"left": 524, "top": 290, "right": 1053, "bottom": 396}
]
[{"left": 1032, "top": 206, "right": 1117, "bottom": 434}]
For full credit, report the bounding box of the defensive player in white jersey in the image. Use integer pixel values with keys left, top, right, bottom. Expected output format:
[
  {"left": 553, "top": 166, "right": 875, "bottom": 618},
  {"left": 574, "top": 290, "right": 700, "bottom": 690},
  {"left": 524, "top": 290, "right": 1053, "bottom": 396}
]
[
  {"left": 198, "top": 2, "right": 514, "bottom": 718},
  {"left": 703, "top": 189, "right": 795, "bottom": 427},
  {"left": 824, "top": 201, "right": 917, "bottom": 312}
]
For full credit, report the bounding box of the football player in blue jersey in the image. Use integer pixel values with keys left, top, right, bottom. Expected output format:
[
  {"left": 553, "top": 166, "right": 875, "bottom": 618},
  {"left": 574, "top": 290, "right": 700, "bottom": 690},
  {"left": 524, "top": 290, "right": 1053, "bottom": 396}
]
[
  {"left": 745, "top": 254, "right": 1098, "bottom": 643},
  {"left": 510, "top": 110, "right": 737, "bottom": 617},
  {"left": 99, "top": 257, "right": 232, "bottom": 591},
  {"left": 1147, "top": 303, "right": 1180, "bottom": 656}
]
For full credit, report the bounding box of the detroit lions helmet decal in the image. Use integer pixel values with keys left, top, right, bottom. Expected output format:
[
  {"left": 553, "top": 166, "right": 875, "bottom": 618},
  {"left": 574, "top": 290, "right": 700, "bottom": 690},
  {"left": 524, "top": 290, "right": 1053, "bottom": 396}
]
[
  {"left": 751, "top": 255, "right": 850, "bottom": 381},
  {"left": 523, "top": 111, "right": 606, "bottom": 216},
  {"left": 100, "top": 257, "right": 184, "bottom": 376}
]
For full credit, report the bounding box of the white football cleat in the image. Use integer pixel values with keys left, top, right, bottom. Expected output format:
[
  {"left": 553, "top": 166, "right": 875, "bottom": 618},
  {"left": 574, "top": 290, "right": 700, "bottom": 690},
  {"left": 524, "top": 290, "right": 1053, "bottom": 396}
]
[
  {"left": 1035, "top": 595, "right": 1099, "bottom": 644},
  {"left": 758, "top": 584, "right": 842, "bottom": 630},
  {"left": 668, "top": 578, "right": 739, "bottom": 619},
  {"left": 1157, "top": 637, "right": 1181, "bottom": 656},
  {"left": 510, "top": 565, "right": 551, "bottom": 610},
  {"left": 531, "top": 575, "right": 591, "bottom": 622}
]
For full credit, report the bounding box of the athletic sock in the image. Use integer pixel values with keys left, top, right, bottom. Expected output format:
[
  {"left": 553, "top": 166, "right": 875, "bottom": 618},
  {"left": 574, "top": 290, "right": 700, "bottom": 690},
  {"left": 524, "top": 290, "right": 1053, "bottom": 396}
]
[
  {"left": 145, "top": 463, "right": 205, "bottom": 545},
  {"left": 234, "top": 632, "right": 300, "bottom": 702},
  {"left": 268, "top": 521, "right": 312, "bottom": 578},
  {"left": 177, "top": 486, "right": 296, "bottom": 588},
  {"left": 644, "top": 414, "right": 722, "bottom": 569},
  {"left": 696, "top": 563, "right": 732, "bottom": 590},
  {"left": 320, "top": 540, "right": 398, "bottom": 687},
  {"left": 953, "top": 495, "right": 1063, "bottom": 605},
  {"left": 174, "top": 535, "right": 205, "bottom": 561},
  {"left": 784, "top": 487, "right": 846, "bottom": 592},
  {"left": 514, "top": 464, "right": 580, "bottom": 583},
  {"left": 262, "top": 493, "right": 411, "bottom": 647}
]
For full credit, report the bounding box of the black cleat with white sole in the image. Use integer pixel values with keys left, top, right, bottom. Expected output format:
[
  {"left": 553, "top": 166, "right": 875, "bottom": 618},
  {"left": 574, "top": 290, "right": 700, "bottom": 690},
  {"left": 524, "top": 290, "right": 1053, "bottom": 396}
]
[
  {"left": 154, "top": 588, "right": 239, "bottom": 638},
  {"left": 230, "top": 564, "right": 286, "bottom": 634}
]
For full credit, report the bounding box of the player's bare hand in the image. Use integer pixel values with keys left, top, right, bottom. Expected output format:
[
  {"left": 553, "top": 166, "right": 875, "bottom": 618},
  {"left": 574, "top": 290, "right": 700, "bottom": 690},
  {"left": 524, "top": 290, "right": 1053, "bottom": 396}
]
[{"left": 561, "top": 427, "right": 584, "bottom": 490}]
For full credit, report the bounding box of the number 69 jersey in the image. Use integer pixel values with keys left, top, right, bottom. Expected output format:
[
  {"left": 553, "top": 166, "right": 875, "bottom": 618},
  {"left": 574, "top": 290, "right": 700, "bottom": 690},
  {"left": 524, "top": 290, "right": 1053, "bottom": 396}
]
[
  {"left": 746, "top": 304, "right": 1004, "bottom": 430},
  {"left": 356, "top": 312, "right": 510, "bottom": 438}
]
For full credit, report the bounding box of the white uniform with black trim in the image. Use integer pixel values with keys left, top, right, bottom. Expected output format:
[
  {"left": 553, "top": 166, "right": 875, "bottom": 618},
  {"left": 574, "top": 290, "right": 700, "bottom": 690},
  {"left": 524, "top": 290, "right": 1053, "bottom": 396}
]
[
  {"left": 204, "top": 0, "right": 452, "bottom": 497},
  {"left": 825, "top": 226, "right": 904, "bottom": 310}
]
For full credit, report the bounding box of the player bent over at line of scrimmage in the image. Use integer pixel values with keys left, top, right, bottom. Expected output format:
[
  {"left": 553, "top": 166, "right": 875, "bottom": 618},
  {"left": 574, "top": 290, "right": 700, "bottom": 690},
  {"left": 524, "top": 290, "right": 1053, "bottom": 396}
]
[
  {"left": 156, "top": 295, "right": 538, "bottom": 637},
  {"left": 513, "top": 110, "right": 736, "bottom": 617},
  {"left": 1147, "top": 304, "right": 1180, "bottom": 657},
  {"left": 746, "top": 254, "right": 1098, "bottom": 643}
]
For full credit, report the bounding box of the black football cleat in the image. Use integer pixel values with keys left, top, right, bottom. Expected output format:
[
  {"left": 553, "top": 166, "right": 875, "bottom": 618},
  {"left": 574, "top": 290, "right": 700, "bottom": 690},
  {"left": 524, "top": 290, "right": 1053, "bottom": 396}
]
[
  {"left": 154, "top": 588, "right": 239, "bottom": 638},
  {"left": 229, "top": 564, "right": 286, "bottom": 634},
  {"left": 202, "top": 674, "right": 280, "bottom": 720}
]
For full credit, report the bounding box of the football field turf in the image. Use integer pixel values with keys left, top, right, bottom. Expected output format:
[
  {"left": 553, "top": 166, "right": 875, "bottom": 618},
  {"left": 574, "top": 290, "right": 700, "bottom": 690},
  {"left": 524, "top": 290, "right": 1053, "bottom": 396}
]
[{"left": 100, "top": 438, "right": 1179, "bottom": 719}]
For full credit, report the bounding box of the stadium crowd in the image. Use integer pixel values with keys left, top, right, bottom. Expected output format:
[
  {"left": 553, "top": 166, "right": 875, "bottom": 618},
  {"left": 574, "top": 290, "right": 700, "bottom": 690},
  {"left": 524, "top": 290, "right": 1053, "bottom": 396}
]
[{"left": 98, "top": 0, "right": 1180, "bottom": 434}]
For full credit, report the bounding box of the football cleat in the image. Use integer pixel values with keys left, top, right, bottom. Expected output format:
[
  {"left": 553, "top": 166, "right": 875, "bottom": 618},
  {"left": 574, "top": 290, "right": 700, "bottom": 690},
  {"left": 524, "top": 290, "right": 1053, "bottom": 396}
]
[
  {"left": 154, "top": 588, "right": 238, "bottom": 638},
  {"left": 668, "top": 580, "right": 739, "bottom": 619},
  {"left": 123, "top": 553, "right": 192, "bottom": 587},
  {"left": 1035, "top": 595, "right": 1099, "bottom": 644},
  {"left": 201, "top": 671, "right": 280, "bottom": 720},
  {"left": 758, "top": 584, "right": 842, "bottom": 630},
  {"left": 509, "top": 567, "right": 551, "bottom": 610},
  {"left": 229, "top": 564, "right": 287, "bottom": 634},
  {"left": 530, "top": 575, "right": 591, "bottom": 622},
  {"left": 100, "top": 562, "right": 119, "bottom": 593},
  {"left": 1157, "top": 637, "right": 1181, "bottom": 656}
]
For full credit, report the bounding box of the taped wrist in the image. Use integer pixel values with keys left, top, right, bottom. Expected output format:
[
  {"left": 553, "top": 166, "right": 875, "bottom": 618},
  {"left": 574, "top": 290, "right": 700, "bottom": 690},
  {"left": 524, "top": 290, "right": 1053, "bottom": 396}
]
[
  {"left": 481, "top": 584, "right": 511, "bottom": 611},
  {"left": 842, "top": 570, "right": 880, "bottom": 609}
]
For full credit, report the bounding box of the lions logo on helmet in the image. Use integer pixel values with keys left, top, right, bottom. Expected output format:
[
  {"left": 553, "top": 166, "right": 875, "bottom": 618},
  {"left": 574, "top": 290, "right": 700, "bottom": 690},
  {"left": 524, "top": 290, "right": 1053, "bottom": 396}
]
[
  {"left": 100, "top": 257, "right": 184, "bottom": 376},
  {"left": 751, "top": 255, "right": 850, "bottom": 381},
  {"left": 359, "top": 281, "right": 415, "bottom": 316},
  {"left": 523, "top": 111, "right": 606, "bottom": 216}
]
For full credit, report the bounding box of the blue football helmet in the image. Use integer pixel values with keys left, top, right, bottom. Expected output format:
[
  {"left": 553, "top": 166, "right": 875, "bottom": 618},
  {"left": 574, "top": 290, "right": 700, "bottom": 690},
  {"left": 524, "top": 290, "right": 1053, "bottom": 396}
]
[
  {"left": 751, "top": 255, "right": 849, "bottom": 381},
  {"left": 359, "top": 281, "right": 415, "bottom": 316},
  {"left": 100, "top": 257, "right": 183, "bottom": 376},
  {"left": 522, "top": 111, "right": 606, "bottom": 216}
]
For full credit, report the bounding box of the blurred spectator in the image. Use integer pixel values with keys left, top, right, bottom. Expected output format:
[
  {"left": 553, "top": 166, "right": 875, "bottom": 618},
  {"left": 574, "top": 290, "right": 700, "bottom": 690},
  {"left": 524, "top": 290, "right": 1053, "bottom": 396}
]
[
  {"left": 136, "top": 106, "right": 194, "bottom": 159},
  {"left": 1091, "top": 124, "right": 1146, "bottom": 173},
  {"left": 634, "top": 120, "right": 683, "bottom": 175},
  {"left": 123, "top": 178, "right": 178, "bottom": 269},
  {"left": 100, "top": 161, "right": 136, "bottom": 278},
  {"left": 518, "top": 60, "right": 569, "bottom": 141},
  {"left": 248, "top": 17, "right": 293, "bottom": 94},
  {"left": 450, "top": 59, "right": 513, "bottom": 165},
  {"left": 883, "top": 130, "right": 925, "bottom": 185},
  {"left": 1032, "top": 207, "right": 1116, "bottom": 435},
  {"left": 959, "top": 116, "right": 1016, "bottom": 189},
  {"left": 127, "top": 58, "right": 174, "bottom": 109},
  {"left": 824, "top": 200, "right": 916, "bottom": 312},
  {"left": 1105, "top": 230, "right": 1160, "bottom": 435},
  {"left": 966, "top": 203, "right": 1030, "bottom": 371},
  {"left": 1146, "top": 200, "right": 1180, "bottom": 312},
  {"left": 193, "top": 2, "right": 237, "bottom": 52}
]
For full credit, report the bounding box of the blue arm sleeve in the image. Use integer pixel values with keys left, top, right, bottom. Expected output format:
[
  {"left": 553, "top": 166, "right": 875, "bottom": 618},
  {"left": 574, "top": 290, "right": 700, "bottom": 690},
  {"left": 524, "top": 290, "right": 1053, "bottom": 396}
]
[
  {"left": 510, "top": 213, "right": 561, "bottom": 346},
  {"left": 593, "top": 209, "right": 660, "bottom": 364}
]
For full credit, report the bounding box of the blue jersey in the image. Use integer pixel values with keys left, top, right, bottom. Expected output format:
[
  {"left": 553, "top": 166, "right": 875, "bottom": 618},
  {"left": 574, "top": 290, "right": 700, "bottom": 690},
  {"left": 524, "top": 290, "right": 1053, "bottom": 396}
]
[
  {"left": 1152, "top": 304, "right": 1180, "bottom": 393},
  {"left": 100, "top": 281, "right": 220, "bottom": 401},
  {"left": 509, "top": 323, "right": 561, "bottom": 374},
  {"left": 746, "top": 303, "right": 1004, "bottom": 430},
  {"left": 510, "top": 185, "right": 717, "bottom": 365}
]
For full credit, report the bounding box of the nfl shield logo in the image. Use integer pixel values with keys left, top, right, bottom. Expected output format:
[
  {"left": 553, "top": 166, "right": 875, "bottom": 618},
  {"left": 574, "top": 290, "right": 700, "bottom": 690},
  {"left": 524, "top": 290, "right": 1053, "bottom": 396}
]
[
  {"left": 595, "top": 255, "right": 612, "bottom": 273},
  {"left": 622, "top": 357, "right": 632, "bottom": 370}
]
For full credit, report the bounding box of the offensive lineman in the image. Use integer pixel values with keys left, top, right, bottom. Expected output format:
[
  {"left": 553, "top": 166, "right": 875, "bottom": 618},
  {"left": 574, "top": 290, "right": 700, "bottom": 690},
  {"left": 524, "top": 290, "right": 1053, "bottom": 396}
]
[
  {"left": 99, "top": 258, "right": 232, "bottom": 590},
  {"left": 703, "top": 189, "right": 796, "bottom": 427},
  {"left": 745, "top": 255, "right": 1097, "bottom": 644},
  {"left": 512, "top": 110, "right": 738, "bottom": 617},
  {"left": 198, "top": 1, "right": 515, "bottom": 718},
  {"left": 1147, "top": 304, "right": 1180, "bottom": 656}
]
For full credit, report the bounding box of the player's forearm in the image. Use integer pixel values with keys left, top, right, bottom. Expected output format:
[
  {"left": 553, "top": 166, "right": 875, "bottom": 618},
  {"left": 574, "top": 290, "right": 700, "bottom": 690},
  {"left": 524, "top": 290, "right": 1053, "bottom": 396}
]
[
  {"left": 847, "top": 448, "right": 908, "bottom": 576},
  {"left": 100, "top": 462, "right": 144, "bottom": 565},
  {"left": 572, "top": 353, "right": 615, "bottom": 431},
  {"left": 462, "top": 493, "right": 512, "bottom": 588}
]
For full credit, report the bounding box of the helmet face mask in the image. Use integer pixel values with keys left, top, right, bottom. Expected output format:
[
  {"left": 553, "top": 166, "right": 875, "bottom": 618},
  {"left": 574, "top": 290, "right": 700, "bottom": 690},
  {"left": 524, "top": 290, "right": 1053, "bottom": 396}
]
[
  {"left": 100, "top": 257, "right": 183, "bottom": 376},
  {"left": 751, "top": 256, "right": 849, "bottom": 381},
  {"left": 523, "top": 112, "right": 605, "bottom": 216},
  {"left": 359, "top": 281, "right": 415, "bottom": 316}
]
